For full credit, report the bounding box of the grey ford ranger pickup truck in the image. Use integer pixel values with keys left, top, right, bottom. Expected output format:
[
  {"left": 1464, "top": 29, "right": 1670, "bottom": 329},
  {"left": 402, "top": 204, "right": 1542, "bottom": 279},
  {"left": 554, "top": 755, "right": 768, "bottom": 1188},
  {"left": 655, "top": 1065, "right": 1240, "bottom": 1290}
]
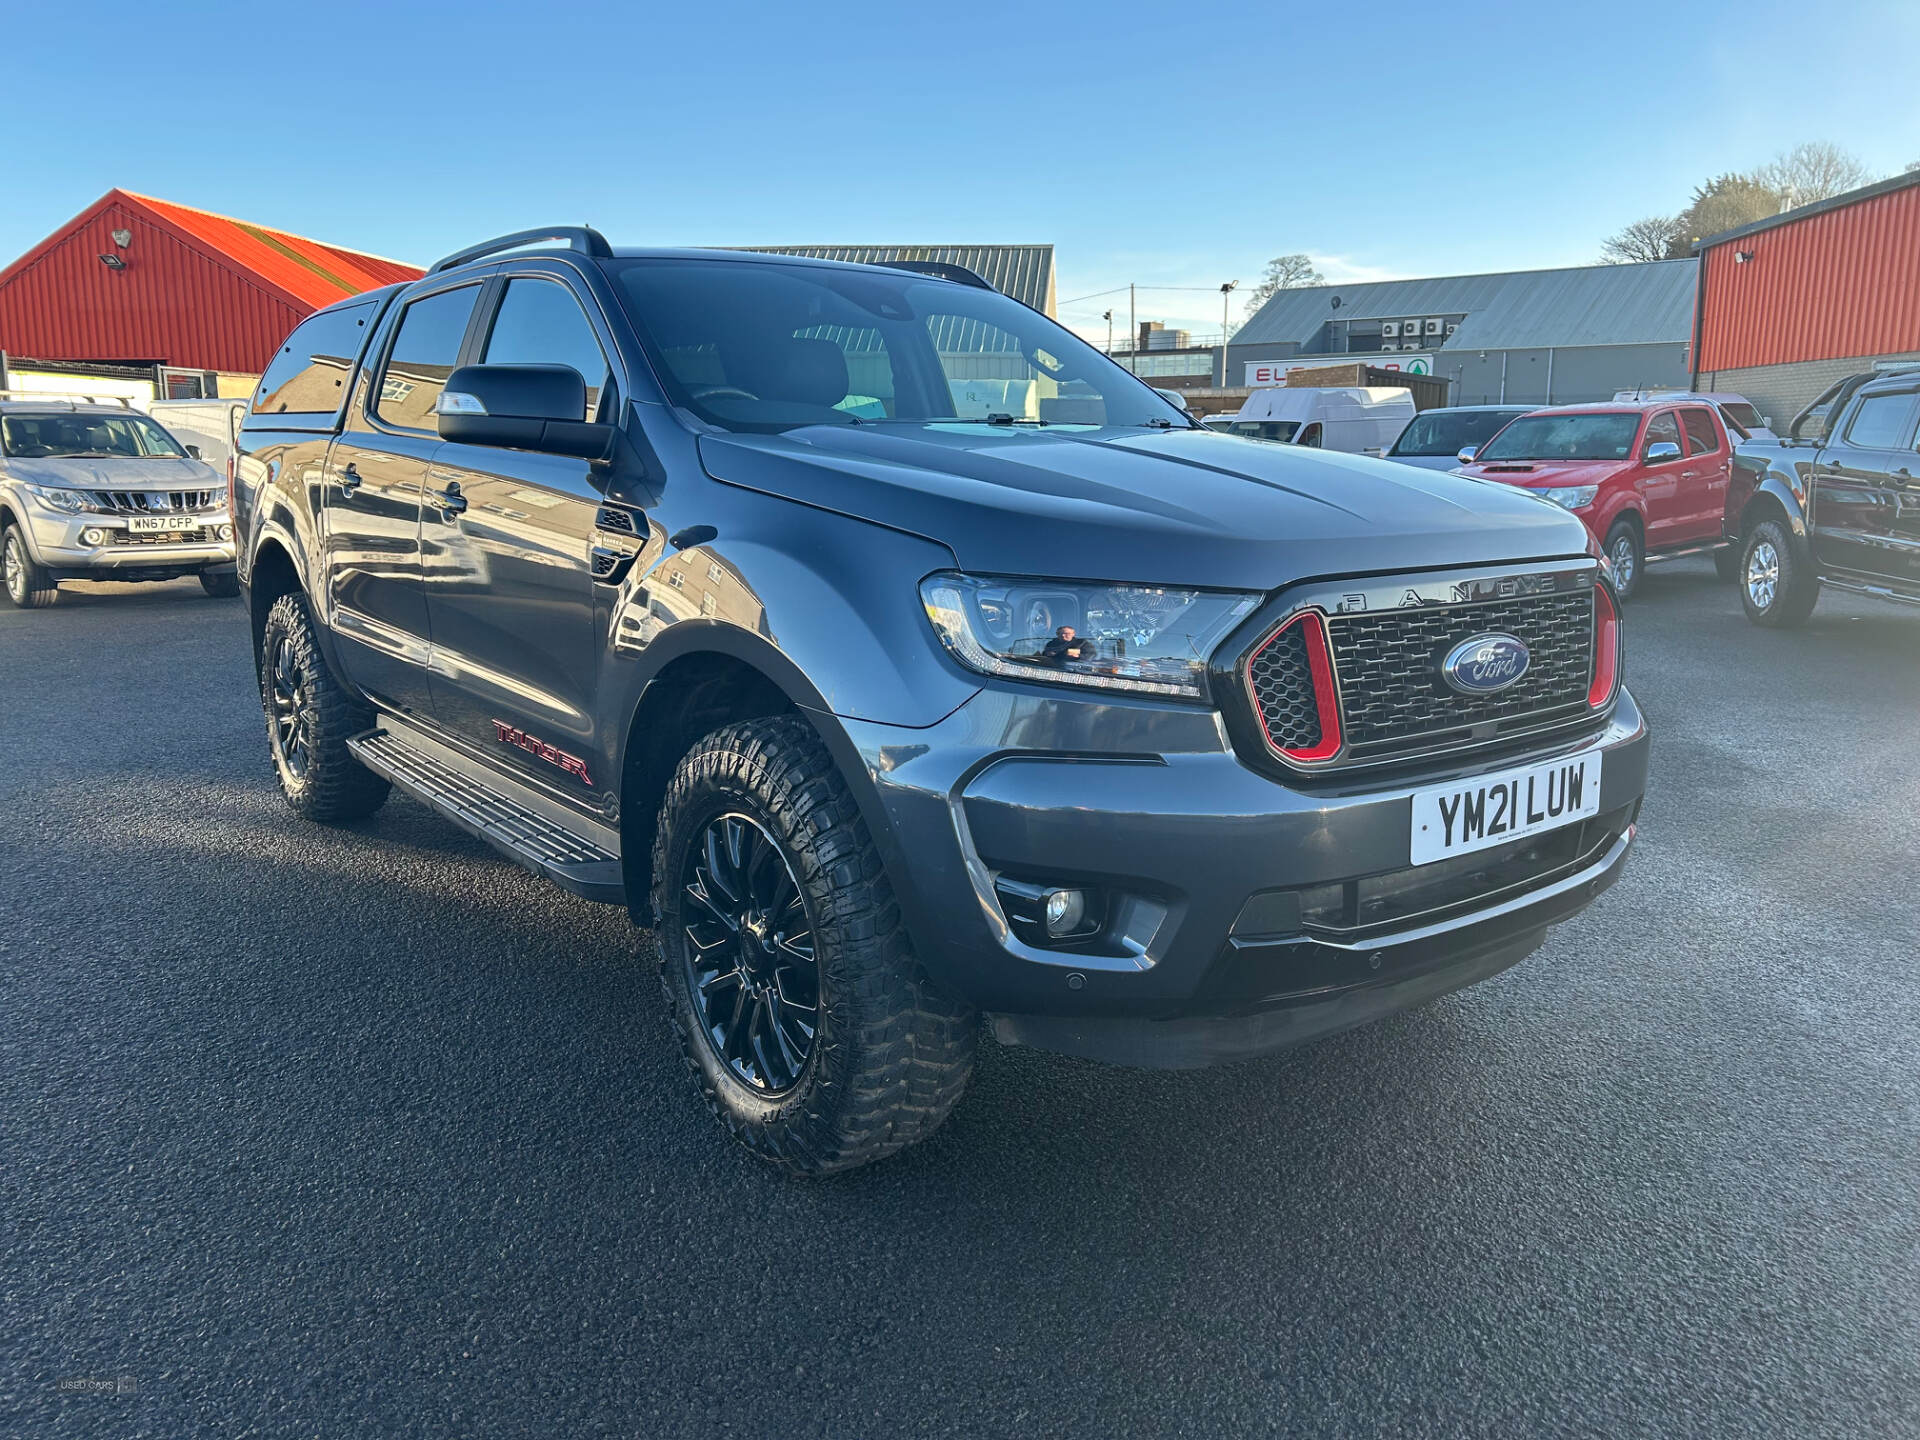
[{"left": 234, "top": 228, "right": 1648, "bottom": 1173}]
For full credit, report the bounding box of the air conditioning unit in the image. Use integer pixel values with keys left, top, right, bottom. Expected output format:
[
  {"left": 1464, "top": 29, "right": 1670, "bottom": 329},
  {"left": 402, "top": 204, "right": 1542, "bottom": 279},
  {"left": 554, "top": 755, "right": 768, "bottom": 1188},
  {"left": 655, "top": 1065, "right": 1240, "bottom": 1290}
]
[
  {"left": 1445, "top": 322, "right": 1459, "bottom": 338},
  {"left": 1424, "top": 318, "right": 1444, "bottom": 335},
  {"left": 1403, "top": 342, "right": 1424, "bottom": 352},
  {"left": 1381, "top": 321, "right": 1399, "bottom": 338}
]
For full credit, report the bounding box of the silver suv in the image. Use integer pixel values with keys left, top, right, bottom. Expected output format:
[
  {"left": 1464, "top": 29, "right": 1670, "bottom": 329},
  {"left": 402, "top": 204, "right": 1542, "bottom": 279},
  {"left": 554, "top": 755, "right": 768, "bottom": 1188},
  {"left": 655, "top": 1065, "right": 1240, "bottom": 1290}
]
[{"left": 0, "top": 394, "right": 238, "bottom": 608}]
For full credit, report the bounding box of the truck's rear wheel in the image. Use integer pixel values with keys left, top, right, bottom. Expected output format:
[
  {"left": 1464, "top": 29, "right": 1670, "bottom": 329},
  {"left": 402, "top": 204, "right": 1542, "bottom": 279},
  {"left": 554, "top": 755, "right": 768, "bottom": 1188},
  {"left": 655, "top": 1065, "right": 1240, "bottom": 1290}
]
[
  {"left": 201, "top": 570, "right": 240, "bottom": 599},
  {"left": 1740, "top": 519, "right": 1819, "bottom": 628},
  {"left": 259, "top": 591, "right": 390, "bottom": 822},
  {"left": 2, "top": 525, "right": 59, "bottom": 609},
  {"left": 653, "top": 716, "right": 976, "bottom": 1175}
]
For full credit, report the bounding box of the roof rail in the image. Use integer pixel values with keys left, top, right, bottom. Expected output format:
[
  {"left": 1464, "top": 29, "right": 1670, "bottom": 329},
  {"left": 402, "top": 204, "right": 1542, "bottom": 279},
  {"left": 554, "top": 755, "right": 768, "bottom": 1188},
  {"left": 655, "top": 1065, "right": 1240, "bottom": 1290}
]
[
  {"left": 875, "top": 259, "right": 998, "bottom": 292},
  {"left": 429, "top": 226, "right": 613, "bottom": 275},
  {"left": 0, "top": 390, "right": 136, "bottom": 409}
]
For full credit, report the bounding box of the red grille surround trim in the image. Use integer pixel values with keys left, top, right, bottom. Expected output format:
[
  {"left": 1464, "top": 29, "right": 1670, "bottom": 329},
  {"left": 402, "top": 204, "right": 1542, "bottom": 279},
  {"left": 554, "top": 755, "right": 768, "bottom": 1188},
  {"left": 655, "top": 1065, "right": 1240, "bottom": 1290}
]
[{"left": 1246, "top": 609, "right": 1343, "bottom": 762}]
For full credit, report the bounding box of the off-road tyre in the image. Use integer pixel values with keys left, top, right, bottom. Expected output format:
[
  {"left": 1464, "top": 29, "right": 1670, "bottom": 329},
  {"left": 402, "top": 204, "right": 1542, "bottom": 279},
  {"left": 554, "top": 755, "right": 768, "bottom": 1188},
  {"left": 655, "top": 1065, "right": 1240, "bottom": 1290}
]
[
  {"left": 1712, "top": 544, "right": 1741, "bottom": 583},
  {"left": 1739, "top": 518, "right": 1819, "bottom": 628},
  {"left": 259, "top": 590, "right": 390, "bottom": 822},
  {"left": 200, "top": 570, "right": 241, "bottom": 599},
  {"left": 1, "top": 523, "right": 59, "bottom": 608},
  {"left": 1603, "top": 517, "right": 1644, "bottom": 602},
  {"left": 653, "top": 716, "right": 977, "bottom": 1175}
]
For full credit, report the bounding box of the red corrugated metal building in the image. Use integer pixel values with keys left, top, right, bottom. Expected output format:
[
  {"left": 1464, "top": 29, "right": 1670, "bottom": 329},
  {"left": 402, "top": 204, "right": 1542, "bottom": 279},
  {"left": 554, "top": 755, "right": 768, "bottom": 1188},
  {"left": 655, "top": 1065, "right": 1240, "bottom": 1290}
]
[
  {"left": 1694, "top": 169, "right": 1920, "bottom": 427},
  {"left": 0, "top": 190, "right": 421, "bottom": 391}
]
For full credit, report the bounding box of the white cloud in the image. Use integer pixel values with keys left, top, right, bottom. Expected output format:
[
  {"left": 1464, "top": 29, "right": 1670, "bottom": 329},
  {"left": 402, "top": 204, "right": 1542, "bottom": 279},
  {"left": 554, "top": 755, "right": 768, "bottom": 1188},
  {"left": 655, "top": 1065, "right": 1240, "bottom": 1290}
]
[{"left": 1306, "top": 253, "right": 1409, "bottom": 286}]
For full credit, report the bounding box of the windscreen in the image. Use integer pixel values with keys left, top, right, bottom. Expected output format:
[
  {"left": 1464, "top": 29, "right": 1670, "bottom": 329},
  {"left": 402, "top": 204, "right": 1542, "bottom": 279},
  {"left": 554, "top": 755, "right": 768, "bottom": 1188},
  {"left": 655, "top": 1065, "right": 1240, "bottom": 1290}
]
[
  {"left": 1, "top": 412, "right": 188, "bottom": 459},
  {"left": 607, "top": 258, "right": 1187, "bottom": 433},
  {"left": 1228, "top": 420, "right": 1300, "bottom": 443},
  {"left": 1389, "top": 409, "right": 1526, "bottom": 457},
  {"left": 1478, "top": 413, "right": 1641, "bottom": 462}
]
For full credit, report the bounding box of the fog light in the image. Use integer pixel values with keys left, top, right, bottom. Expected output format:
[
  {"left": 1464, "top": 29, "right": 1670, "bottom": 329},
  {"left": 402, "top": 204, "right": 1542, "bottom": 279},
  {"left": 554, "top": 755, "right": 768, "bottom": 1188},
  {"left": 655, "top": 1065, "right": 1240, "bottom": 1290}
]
[
  {"left": 81, "top": 527, "right": 106, "bottom": 546},
  {"left": 993, "top": 876, "right": 1106, "bottom": 947},
  {"left": 1044, "top": 888, "right": 1086, "bottom": 937},
  {"left": 217, "top": 523, "right": 234, "bottom": 541}
]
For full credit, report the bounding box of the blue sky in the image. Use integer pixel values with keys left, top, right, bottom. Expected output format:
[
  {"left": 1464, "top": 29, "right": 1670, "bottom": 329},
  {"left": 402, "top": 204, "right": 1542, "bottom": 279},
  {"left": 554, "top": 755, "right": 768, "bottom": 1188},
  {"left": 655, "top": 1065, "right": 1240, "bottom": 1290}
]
[{"left": 6, "top": 0, "right": 1918, "bottom": 344}]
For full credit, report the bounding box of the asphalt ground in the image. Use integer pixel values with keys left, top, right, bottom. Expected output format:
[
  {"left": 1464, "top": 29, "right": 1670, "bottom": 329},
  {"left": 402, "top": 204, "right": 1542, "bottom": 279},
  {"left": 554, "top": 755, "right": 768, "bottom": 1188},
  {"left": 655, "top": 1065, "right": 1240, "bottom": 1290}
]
[{"left": 3, "top": 558, "right": 1917, "bottom": 1438}]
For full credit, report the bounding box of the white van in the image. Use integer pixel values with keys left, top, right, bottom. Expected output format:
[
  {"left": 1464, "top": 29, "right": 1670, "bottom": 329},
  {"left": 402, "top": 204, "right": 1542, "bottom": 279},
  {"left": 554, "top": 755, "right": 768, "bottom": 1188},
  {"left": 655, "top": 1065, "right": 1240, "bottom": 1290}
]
[
  {"left": 148, "top": 398, "right": 249, "bottom": 481},
  {"left": 1224, "top": 386, "right": 1416, "bottom": 456}
]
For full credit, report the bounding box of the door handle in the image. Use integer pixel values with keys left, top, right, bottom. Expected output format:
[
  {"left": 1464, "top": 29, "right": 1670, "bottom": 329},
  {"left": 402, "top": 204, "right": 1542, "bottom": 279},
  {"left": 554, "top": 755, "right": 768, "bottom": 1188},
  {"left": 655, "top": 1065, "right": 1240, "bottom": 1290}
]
[
  {"left": 1680, "top": 470, "right": 1695, "bottom": 478},
  {"left": 1891, "top": 468, "right": 1913, "bottom": 489},
  {"left": 338, "top": 463, "right": 363, "bottom": 495},
  {"left": 428, "top": 480, "right": 468, "bottom": 516}
]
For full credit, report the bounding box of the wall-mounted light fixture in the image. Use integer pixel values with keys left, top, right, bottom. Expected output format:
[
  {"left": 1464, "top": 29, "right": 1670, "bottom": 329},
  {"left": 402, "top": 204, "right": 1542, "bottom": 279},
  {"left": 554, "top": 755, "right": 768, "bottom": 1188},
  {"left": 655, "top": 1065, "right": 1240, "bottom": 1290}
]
[
  {"left": 110, "top": 228, "right": 132, "bottom": 248},
  {"left": 1734, "top": 250, "right": 1754, "bottom": 264},
  {"left": 98, "top": 253, "right": 127, "bottom": 271}
]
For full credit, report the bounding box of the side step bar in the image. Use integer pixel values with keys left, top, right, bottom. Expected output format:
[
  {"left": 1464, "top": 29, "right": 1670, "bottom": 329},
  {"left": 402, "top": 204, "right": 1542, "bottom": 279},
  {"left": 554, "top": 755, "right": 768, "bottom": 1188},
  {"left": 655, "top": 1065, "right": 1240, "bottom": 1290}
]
[
  {"left": 1645, "top": 541, "right": 1731, "bottom": 566},
  {"left": 347, "top": 722, "right": 625, "bottom": 904}
]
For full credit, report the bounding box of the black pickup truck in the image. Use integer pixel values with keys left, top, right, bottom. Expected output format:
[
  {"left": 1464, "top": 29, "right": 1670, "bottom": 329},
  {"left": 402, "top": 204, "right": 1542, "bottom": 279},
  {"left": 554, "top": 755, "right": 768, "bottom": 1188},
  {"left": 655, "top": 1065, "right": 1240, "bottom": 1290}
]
[
  {"left": 234, "top": 227, "right": 1648, "bottom": 1173},
  {"left": 1725, "top": 370, "right": 1920, "bottom": 625}
]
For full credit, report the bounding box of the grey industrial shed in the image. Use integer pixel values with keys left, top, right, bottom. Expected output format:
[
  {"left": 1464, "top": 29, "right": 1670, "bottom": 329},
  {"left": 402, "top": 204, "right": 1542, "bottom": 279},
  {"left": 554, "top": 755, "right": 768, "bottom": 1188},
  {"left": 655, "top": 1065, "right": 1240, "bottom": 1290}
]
[
  {"left": 734, "top": 244, "right": 1057, "bottom": 316},
  {"left": 1227, "top": 258, "right": 1698, "bottom": 406}
]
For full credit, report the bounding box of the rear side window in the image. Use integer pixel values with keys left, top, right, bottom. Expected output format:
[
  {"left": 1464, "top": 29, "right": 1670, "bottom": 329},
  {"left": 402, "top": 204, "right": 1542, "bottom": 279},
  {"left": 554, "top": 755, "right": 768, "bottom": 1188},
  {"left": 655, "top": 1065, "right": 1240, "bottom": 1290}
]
[
  {"left": 374, "top": 286, "right": 481, "bottom": 432},
  {"left": 1679, "top": 408, "right": 1721, "bottom": 455},
  {"left": 252, "top": 301, "right": 376, "bottom": 424},
  {"left": 1644, "top": 411, "right": 1681, "bottom": 457},
  {"left": 481, "top": 279, "right": 611, "bottom": 419},
  {"left": 1844, "top": 391, "right": 1917, "bottom": 449}
]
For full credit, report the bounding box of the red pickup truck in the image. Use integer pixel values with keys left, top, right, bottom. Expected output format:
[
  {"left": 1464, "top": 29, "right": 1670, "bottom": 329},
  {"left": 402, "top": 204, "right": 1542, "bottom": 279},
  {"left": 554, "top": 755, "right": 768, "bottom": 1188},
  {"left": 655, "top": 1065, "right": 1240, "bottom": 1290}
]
[{"left": 1454, "top": 401, "right": 1738, "bottom": 599}]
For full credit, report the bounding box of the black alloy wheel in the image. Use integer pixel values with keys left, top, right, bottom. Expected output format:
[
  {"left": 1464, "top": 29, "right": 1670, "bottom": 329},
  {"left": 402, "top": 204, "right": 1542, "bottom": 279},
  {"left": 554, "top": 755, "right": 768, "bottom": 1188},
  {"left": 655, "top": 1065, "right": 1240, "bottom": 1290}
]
[
  {"left": 680, "top": 811, "right": 820, "bottom": 1094},
  {"left": 267, "top": 630, "right": 315, "bottom": 785}
]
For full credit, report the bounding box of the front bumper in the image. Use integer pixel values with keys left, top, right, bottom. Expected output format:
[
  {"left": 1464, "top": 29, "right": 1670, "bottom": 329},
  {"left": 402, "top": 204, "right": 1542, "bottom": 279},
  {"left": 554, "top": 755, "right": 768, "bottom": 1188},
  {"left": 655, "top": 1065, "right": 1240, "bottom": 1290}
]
[
  {"left": 15, "top": 504, "right": 235, "bottom": 577},
  {"left": 836, "top": 682, "right": 1649, "bottom": 1065}
]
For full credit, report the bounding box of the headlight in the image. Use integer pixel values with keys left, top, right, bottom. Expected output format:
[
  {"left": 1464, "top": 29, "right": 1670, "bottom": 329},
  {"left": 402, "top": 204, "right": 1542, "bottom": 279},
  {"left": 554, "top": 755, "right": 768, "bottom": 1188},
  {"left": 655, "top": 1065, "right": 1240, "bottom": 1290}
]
[
  {"left": 920, "top": 572, "right": 1260, "bottom": 700},
  {"left": 23, "top": 483, "right": 89, "bottom": 515},
  {"left": 1538, "top": 485, "right": 1599, "bottom": 511}
]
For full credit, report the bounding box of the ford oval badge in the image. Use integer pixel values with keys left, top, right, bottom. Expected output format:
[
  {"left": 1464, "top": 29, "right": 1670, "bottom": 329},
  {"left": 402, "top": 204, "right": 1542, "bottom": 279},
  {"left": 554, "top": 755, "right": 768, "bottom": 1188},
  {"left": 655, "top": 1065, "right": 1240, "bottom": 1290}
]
[{"left": 1442, "top": 633, "right": 1531, "bottom": 694}]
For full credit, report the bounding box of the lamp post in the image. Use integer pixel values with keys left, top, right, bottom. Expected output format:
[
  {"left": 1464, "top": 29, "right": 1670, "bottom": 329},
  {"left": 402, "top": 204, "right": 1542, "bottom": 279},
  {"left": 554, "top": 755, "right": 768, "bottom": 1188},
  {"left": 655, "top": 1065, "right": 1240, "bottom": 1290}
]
[
  {"left": 1103, "top": 309, "right": 1113, "bottom": 356},
  {"left": 1219, "top": 281, "right": 1238, "bottom": 388}
]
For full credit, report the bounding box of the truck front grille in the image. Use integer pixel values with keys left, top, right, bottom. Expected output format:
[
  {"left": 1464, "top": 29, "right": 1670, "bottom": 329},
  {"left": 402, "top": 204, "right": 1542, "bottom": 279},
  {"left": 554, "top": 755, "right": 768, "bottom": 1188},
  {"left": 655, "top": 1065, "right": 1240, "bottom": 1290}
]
[
  {"left": 1327, "top": 590, "right": 1596, "bottom": 759},
  {"left": 1241, "top": 585, "right": 1601, "bottom": 769},
  {"left": 89, "top": 489, "right": 220, "bottom": 513}
]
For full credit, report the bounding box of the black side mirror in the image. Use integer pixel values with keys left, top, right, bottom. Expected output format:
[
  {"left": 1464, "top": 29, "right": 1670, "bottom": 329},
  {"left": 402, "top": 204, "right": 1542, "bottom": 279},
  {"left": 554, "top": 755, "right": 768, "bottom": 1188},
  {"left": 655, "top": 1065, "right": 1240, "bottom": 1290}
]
[
  {"left": 435, "top": 364, "right": 614, "bottom": 460},
  {"left": 185, "top": 444, "right": 202, "bottom": 459}
]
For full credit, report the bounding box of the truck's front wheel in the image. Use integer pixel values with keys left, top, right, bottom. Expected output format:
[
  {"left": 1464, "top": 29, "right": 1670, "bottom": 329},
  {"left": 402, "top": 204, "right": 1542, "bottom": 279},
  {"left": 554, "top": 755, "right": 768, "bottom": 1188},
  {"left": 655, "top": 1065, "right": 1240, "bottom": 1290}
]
[
  {"left": 1740, "top": 519, "right": 1819, "bottom": 628},
  {"left": 259, "top": 591, "right": 390, "bottom": 822},
  {"left": 653, "top": 716, "right": 976, "bottom": 1175},
  {"left": 2, "top": 524, "right": 58, "bottom": 608}
]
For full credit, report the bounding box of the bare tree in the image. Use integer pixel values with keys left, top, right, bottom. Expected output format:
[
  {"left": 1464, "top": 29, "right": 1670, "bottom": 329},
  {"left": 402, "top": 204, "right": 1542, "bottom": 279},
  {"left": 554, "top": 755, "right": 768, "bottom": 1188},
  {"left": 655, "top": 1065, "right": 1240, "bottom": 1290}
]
[
  {"left": 1597, "top": 143, "right": 1881, "bottom": 262},
  {"left": 1601, "top": 215, "right": 1687, "bottom": 264},
  {"left": 1753, "top": 142, "right": 1872, "bottom": 206},
  {"left": 1675, "top": 173, "right": 1785, "bottom": 249},
  {"left": 1244, "top": 254, "right": 1325, "bottom": 315}
]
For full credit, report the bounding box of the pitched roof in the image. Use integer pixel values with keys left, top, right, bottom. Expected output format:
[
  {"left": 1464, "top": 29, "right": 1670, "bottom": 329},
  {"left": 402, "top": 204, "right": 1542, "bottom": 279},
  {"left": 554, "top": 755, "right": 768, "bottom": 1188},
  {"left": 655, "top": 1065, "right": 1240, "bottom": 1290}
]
[
  {"left": 734, "top": 244, "right": 1056, "bottom": 315},
  {"left": 1232, "top": 259, "right": 1697, "bottom": 352},
  {"left": 121, "top": 192, "right": 422, "bottom": 308}
]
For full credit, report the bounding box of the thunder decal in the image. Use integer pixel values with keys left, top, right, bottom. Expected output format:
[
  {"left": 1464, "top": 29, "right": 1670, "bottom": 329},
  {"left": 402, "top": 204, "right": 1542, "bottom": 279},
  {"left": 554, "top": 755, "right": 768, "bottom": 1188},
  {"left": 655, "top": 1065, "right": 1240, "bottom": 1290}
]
[{"left": 491, "top": 721, "right": 593, "bottom": 785}]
